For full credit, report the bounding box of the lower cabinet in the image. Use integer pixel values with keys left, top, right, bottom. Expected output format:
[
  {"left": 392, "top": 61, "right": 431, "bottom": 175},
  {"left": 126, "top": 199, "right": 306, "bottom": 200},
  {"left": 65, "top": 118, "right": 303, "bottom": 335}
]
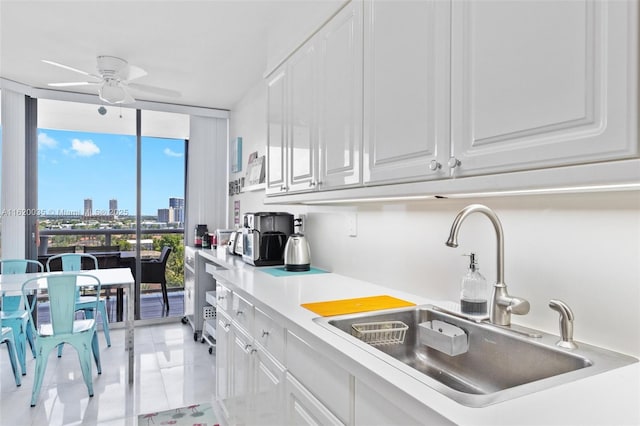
[
  {"left": 214, "top": 282, "right": 451, "bottom": 425},
  {"left": 285, "top": 372, "right": 346, "bottom": 426}
]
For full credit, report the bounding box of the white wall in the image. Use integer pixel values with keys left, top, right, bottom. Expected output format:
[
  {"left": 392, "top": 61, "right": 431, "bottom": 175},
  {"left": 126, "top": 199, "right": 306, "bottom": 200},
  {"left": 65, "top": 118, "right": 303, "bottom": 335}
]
[
  {"left": 230, "top": 81, "right": 640, "bottom": 358},
  {"left": 1, "top": 89, "right": 27, "bottom": 257}
]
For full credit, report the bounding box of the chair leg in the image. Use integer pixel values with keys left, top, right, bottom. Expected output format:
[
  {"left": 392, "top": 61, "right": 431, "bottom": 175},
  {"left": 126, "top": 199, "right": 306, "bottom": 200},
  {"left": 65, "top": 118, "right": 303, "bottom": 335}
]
[
  {"left": 161, "top": 279, "right": 169, "bottom": 315},
  {"left": 76, "top": 341, "right": 95, "bottom": 398},
  {"left": 4, "top": 320, "right": 27, "bottom": 374},
  {"left": 91, "top": 331, "right": 102, "bottom": 374},
  {"left": 97, "top": 301, "right": 111, "bottom": 347},
  {"left": 31, "top": 345, "right": 51, "bottom": 406},
  {"left": 26, "top": 325, "right": 37, "bottom": 358},
  {"left": 4, "top": 338, "right": 22, "bottom": 386}
]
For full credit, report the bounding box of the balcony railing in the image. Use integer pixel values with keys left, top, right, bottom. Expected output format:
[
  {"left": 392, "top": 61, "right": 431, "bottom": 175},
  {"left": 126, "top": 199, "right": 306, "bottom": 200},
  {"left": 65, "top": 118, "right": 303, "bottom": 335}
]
[{"left": 39, "top": 227, "right": 185, "bottom": 321}]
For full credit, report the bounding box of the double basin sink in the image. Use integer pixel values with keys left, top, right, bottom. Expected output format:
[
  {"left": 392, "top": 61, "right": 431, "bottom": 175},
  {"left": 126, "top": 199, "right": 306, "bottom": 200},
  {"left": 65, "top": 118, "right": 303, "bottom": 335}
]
[{"left": 314, "top": 305, "right": 637, "bottom": 407}]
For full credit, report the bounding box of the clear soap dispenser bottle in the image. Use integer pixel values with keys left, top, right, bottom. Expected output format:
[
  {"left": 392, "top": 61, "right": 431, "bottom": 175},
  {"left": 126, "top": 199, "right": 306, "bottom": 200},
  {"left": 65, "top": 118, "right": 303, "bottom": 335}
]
[{"left": 460, "top": 253, "right": 488, "bottom": 315}]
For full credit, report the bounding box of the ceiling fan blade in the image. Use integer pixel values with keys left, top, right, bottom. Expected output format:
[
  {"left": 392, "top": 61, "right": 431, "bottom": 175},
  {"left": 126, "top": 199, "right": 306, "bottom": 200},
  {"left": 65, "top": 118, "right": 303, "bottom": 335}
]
[
  {"left": 127, "top": 82, "right": 181, "bottom": 98},
  {"left": 124, "top": 64, "right": 147, "bottom": 81},
  {"left": 48, "top": 81, "right": 101, "bottom": 87},
  {"left": 121, "top": 86, "right": 136, "bottom": 104},
  {"left": 42, "top": 59, "right": 101, "bottom": 79}
]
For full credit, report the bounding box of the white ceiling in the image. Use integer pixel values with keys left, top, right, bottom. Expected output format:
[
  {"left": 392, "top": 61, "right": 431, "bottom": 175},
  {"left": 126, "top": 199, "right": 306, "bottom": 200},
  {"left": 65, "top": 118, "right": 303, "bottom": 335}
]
[{"left": 0, "top": 0, "right": 342, "bottom": 111}]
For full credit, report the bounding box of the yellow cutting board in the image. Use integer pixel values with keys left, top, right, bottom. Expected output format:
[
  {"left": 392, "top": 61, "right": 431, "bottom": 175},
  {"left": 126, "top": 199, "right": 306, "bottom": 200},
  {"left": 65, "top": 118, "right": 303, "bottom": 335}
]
[{"left": 301, "top": 295, "right": 416, "bottom": 317}]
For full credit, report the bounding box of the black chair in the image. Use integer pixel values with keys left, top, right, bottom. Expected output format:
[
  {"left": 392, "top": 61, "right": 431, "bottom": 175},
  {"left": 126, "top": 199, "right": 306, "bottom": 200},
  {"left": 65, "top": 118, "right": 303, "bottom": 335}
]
[{"left": 140, "top": 246, "right": 172, "bottom": 314}]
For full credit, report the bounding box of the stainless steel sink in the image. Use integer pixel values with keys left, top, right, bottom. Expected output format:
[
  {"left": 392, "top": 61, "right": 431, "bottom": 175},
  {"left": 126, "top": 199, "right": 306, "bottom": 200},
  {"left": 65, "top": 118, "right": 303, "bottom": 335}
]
[{"left": 314, "top": 305, "right": 637, "bottom": 407}]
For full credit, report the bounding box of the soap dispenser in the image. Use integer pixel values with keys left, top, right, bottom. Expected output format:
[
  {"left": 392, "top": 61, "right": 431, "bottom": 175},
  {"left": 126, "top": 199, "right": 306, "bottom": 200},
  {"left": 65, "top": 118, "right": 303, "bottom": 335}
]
[{"left": 460, "top": 253, "right": 489, "bottom": 315}]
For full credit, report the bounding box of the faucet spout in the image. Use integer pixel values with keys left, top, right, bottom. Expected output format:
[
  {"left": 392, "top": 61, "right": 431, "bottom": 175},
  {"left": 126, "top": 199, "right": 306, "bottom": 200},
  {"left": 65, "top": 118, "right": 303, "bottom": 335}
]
[
  {"left": 446, "top": 204, "right": 504, "bottom": 285},
  {"left": 446, "top": 204, "right": 528, "bottom": 326}
]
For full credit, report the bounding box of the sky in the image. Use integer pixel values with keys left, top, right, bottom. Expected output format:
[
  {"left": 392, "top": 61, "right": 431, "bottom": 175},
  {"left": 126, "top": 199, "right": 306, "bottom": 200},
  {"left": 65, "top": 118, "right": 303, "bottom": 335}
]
[{"left": 37, "top": 128, "right": 185, "bottom": 216}]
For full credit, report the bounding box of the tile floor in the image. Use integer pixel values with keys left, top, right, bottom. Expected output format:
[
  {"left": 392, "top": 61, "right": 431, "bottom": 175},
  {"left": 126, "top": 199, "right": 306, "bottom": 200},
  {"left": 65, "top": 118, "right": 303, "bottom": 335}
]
[{"left": 0, "top": 321, "right": 217, "bottom": 425}]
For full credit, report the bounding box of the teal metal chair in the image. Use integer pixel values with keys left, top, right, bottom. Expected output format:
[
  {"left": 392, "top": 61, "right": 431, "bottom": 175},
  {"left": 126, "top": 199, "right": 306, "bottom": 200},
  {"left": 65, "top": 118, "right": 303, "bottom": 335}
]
[
  {"left": 22, "top": 273, "right": 102, "bottom": 406},
  {"left": 46, "top": 254, "right": 111, "bottom": 356},
  {"left": 0, "top": 259, "right": 42, "bottom": 374},
  {"left": 1, "top": 316, "right": 22, "bottom": 386}
]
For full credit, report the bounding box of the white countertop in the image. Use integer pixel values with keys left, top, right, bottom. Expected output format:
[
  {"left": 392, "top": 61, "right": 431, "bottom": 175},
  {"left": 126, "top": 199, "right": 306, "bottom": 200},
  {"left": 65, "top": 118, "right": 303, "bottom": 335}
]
[{"left": 196, "top": 248, "right": 640, "bottom": 425}]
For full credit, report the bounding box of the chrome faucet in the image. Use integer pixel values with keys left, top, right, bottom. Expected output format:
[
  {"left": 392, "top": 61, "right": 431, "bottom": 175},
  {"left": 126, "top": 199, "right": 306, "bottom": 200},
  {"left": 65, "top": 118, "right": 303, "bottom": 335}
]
[
  {"left": 446, "top": 204, "right": 530, "bottom": 326},
  {"left": 549, "top": 299, "right": 578, "bottom": 349}
]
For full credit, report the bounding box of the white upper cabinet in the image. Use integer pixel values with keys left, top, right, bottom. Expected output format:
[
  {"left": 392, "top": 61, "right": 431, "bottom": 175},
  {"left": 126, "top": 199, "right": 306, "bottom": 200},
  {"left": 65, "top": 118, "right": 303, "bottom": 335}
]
[
  {"left": 265, "top": 0, "right": 638, "bottom": 200},
  {"left": 450, "top": 0, "right": 638, "bottom": 176},
  {"left": 363, "top": 0, "right": 451, "bottom": 185},
  {"left": 266, "top": 1, "right": 362, "bottom": 195},
  {"left": 288, "top": 42, "right": 319, "bottom": 193},
  {"left": 317, "top": 1, "right": 363, "bottom": 190},
  {"left": 266, "top": 69, "right": 287, "bottom": 195}
]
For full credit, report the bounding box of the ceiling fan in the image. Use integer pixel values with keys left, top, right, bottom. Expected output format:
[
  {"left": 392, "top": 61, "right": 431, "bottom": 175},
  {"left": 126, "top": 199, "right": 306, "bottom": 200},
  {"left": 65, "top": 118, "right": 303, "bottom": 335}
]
[{"left": 42, "top": 56, "right": 180, "bottom": 104}]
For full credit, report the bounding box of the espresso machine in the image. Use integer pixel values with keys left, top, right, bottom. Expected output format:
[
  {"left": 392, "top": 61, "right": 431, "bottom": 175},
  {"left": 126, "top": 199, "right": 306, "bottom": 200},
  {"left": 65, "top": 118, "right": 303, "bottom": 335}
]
[{"left": 242, "top": 212, "right": 294, "bottom": 266}]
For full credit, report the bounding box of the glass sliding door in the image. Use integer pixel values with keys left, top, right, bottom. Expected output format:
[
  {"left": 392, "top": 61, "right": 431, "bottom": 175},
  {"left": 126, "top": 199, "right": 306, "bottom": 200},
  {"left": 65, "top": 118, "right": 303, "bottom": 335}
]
[{"left": 37, "top": 100, "right": 189, "bottom": 322}]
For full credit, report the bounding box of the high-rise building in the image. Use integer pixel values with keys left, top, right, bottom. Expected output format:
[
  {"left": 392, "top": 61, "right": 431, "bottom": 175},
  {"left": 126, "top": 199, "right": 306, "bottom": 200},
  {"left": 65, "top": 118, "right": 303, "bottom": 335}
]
[
  {"left": 169, "top": 197, "right": 184, "bottom": 209},
  {"left": 158, "top": 208, "right": 172, "bottom": 224},
  {"left": 109, "top": 199, "right": 118, "bottom": 218},
  {"left": 84, "top": 198, "right": 93, "bottom": 217},
  {"left": 169, "top": 197, "right": 184, "bottom": 224}
]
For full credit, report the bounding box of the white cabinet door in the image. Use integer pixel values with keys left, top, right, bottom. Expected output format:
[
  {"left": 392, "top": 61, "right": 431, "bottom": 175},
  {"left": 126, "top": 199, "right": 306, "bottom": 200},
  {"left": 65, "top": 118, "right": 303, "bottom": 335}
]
[
  {"left": 284, "top": 373, "right": 346, "bottom": 426},
  {"left": 363, "top": 0, "right": 451, "bottom": 184},
  {"left": 251, "top": 347, "right": 286, "bottom": 426},
  {"left": 286, "top": 330, "right": 351, "bottom": 423},
  {"left": 450, "top": 0, "right": 639, "bottom": 176},
  {"left": 266, "top": 67, "right": 288, "bottom": 195},
  {"left": 229, "top": 325, "right": 253, "bottom": 425},
  {"left": 355, "top": 379, "right": 453, "bottom": 426},
  {"left": 215, "top": 310, "right": 231, "bottom": 419},
  {"left": 318, "top": 1, "right": 364, "bottom": 190},
  {"left": 288, "top": 42, "right": 319, "bottom": 193}
]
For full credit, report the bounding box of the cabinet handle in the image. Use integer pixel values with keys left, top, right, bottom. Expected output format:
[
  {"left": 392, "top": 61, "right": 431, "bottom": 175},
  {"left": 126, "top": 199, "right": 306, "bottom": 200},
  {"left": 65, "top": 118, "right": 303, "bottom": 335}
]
[
  {"left": 244, "top": 344, "right": 252, "bottom": 351},
  {"left": 261, "top": 330, "right": 270, "bottom": 338},
  {"left": 250, "top": 348, "right": 258, "bottom": 354},
  {"left": 236, "top": 310, "right": 244, "bottom": 316},
  {"left": 309, "top": 181, "right": 316, "bottom": 187},
  {"left": 223, "top": 322, "right": 231, "bottom": 329},
  {"left": 429, "top": 160, "right": 442, "bottom": 171},
  {"left": 217, "top": 295, "right": 225, "bottom": 301},
  {"left": 448, "top": 157, "right": 461, "bottom": 169}
]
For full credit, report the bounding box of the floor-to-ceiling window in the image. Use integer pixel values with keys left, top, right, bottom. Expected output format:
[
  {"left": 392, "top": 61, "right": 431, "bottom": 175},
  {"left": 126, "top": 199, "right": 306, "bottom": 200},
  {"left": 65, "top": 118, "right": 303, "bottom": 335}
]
[
  {"left": 37, "top": 99, "right": 188, "bottom": 321},
  {"left": 0, "top": 89, "right": 3, "bottom": 257}
]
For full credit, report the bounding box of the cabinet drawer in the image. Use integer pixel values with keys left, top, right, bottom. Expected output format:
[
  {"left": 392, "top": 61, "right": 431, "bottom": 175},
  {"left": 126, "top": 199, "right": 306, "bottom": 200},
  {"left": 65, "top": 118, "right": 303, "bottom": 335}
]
[
  {"left": 286, "top": 330, "right": 350, "bottom": 424},
  {"left": 216, "top": 283, "right": 231, "bottom": 312},
  {"left": 205, "top": 290, "right": 217, "bottom": 307},
  {"left": 205, "top": 262, "right": 225, "bottom": 276},
  {"left": 231, "top": 292, "right": 254, "bottom": 333},
  {"left": 254, "top": 307, "right": 285, "bottom": 363}
]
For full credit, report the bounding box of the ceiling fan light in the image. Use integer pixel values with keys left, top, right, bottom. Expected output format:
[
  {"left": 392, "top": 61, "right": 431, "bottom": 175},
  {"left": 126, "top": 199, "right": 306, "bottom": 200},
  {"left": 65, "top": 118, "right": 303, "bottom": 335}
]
[{"left": 99, "top": 80, "right": 127, "bottom": 104}]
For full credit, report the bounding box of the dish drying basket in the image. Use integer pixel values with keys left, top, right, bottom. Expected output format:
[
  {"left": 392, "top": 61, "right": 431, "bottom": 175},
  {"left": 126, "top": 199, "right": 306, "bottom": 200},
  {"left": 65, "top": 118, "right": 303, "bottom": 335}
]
[{"left": 351, "top": 321, "right": 408, "bottom": 346}]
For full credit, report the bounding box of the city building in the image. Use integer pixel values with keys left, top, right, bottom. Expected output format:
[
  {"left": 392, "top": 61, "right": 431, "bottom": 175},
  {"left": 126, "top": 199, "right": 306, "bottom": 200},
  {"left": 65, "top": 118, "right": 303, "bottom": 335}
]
[
  {"left": 157, "top": 208, "right": 171, "bottom": 224},
  {"left": 169, "top": 197, "right": 184, "bottom": 224},
  {"left": 83, "top": 198, "right": 92, "bottom": 217}
]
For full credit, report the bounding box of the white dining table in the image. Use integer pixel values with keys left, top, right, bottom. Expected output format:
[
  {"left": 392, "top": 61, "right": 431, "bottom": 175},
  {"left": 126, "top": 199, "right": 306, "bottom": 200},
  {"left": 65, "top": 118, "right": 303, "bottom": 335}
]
[{"left": 0, "top": 267, "right": 136, "bottom": 384}]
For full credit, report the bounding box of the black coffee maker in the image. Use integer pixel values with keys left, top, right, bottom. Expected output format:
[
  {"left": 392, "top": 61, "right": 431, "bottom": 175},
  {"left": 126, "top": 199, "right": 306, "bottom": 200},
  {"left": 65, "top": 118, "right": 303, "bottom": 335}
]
[{"left": 242, "top": 212, "right": 294, "bottom": 266}]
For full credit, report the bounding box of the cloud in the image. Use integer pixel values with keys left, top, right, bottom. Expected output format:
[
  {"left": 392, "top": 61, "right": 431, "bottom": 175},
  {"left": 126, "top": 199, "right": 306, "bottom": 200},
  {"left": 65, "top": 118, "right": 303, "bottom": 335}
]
[
  {"left": 164, "top": 148, "right": 183, "bottom": 158},
  {"left": 38, "top": 132, "right": 58, "bottom": 149},
  {"left": 71, "top": 139, "right": 100, "bottom": 157}
]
